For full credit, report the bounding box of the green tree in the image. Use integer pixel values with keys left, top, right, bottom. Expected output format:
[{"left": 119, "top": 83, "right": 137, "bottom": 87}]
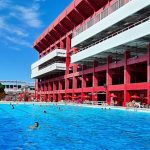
[{"left": 0, "top": 83, "right": 5, "bottom": 100}]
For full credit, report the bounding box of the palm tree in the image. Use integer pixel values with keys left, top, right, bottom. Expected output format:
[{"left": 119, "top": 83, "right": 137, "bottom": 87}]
[{"left": 0, "top": 83, "right": 5, "bottom": 100}]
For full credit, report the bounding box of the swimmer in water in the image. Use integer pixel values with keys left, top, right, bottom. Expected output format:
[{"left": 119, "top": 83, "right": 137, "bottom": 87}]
[
  {"left": 11, "top": 105, "right": 15, "bottom": 109},
  {"left": 29, "top": 122, "right": 39, "bottom": 129},
  {"left": 58, "top": 107, "right": 60, "bottom": 110},
  {"left": 43, "top": 110, "right": 47, "bottom": 114}
]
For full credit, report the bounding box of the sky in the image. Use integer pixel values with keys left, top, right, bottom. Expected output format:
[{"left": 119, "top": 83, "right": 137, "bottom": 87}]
[{"left": 0, "top": 0, "right": 72, "bottom": 82}]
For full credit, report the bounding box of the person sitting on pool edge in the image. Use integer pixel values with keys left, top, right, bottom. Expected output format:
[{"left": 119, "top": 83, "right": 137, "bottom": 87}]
[{"left": 29, "top": 122, "right": 39, "bottom": 129}]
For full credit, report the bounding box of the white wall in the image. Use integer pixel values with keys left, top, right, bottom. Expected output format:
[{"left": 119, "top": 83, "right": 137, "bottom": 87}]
[
  {"left": 31, "top": 49, "right": 66, "bottom": 70},
  {"left": 31, "top": 63, "right": 66, "bottom": 79},
  {"left": 71, "top": 0, "right": 150, "bottom": 47},
  {"left": 71, "top": 20, "right": 150, "bottom": 63}
]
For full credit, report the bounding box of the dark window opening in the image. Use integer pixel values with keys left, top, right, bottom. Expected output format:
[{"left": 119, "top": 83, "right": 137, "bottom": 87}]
[
  {"left": 98, "top": 71, "right": 106, "bottom": 86},
  {"left": 18, "top": 85, "right": 21, "bottom": 89},
  {"left": 62, "top": 80, "right": 65, "bottom": 90},
  {"left": 130, "top": 63, "right": 147, "bottom": 83},
  {"left": 10, "top": 85, "right": 13, "bottom": 89},
  {"left": 69, "top": 67, "right": 73, "bottom": 74},
  {"left": 69, "top": 79, "right": 73, "bottom": 89},
  {"left": 112, "top": 67, "right": 124, "bottom": 85},
  {"left": 77, "top": 65, "right": 82, "bottom": 72},
  {"left": 86, "top": 74, "right": 93, "bottom": 87},
  {"left": 6, "top": 85, "right": 9, "bottom": 88},
  {"left": 77, "top": 77, "right": 82, "bottom": 88},
  {"left": 55, "top": 82, "right": 59, "bottom": 90}
]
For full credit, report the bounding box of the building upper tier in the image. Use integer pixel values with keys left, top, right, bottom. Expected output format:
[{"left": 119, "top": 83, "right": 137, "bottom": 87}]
[
  {"left": 31, "top": 49, "right": 66, "bottom": 79},
  {"left": 33, "top": 0, "right": 128, "bottom": 52}
]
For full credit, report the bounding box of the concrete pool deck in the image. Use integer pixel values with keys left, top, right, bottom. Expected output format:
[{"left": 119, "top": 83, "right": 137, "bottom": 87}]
[{"left": 0, "top": 101, "right": 150, "bottom": 113}]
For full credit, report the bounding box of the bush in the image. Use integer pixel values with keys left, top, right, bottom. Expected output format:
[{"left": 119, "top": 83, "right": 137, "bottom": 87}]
[{"left": 0, "top": 83, "right": 5, "bottom": 100}]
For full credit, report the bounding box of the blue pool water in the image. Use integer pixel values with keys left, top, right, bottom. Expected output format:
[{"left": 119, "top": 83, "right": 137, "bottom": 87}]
[{"left": 0, "top": 104, "right": 150, "bottom": 150}]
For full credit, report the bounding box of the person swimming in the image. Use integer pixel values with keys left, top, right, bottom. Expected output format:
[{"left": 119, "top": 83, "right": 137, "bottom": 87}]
[
  {"left": 43, "top": 110, "right": 47, "bottom": 114},
  {"left": 58, "top": 107, "right": 63, "bottom": 111},
  {"left": 29, "top": 122, "right": 39, "bottom": 129},
  {"left": 34, "top": 122, "right": 39, "bottom": 128},
  {"left": 11, "top": 105, "right": 15, "bottom": 109}
]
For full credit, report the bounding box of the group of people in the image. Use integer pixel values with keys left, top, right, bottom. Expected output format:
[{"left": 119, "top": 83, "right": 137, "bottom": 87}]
[{"left": 126, "top": 100, "right": 141, "bottom": 108}]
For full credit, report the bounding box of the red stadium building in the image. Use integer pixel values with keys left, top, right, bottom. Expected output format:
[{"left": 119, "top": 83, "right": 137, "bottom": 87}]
[{"left": 31, "top": 0, "right": 150, "bottom": 106}]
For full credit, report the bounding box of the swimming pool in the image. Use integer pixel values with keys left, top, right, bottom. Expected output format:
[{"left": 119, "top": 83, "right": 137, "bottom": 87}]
[{"left": 0, "top": 104, "right": 150, "bottom": 150}]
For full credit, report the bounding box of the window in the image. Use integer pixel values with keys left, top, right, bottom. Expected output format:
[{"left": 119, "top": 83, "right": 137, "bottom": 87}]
[
  {"left": 30, "top": 87, "right": 35, "bottom": 90},
  {"left": 69, "top": 67, "right": 73, "bottom": 74},
  {"left": 6, "top": 85, "right": 9, "bottom": 89},
  {"left": 10, "top": 85, "right": 13, "bottom": 89},
  {"left": 18, "top": 85, "right": 21, "bottom": 89}
]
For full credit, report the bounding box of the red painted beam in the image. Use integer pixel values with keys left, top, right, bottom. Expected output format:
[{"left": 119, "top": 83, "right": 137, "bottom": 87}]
[
  {"left": 82, "top": 87, "right": 93, "bottom": 92},
  {"left": 127, "top": 83, "right": 148, "bottom": 90},
  {"left": 86, "top": 0, "right": 99, "bottom": 11},
  {"left": 76, "top": 0, "right": 94, "bottom": 18},
  {"left": 109, "top": 60, "right": 124, "bottom": 69},
  {"left": 68, "top": 9, "right": 84, "bottom": 26},
  {"left": 60, "top": 18, "right": 74, "bottom": 31},
  {"left": 41, "top": 38, "right": 50, "bottom": 47},
  {"left": 108, "top": 84, "right": 125, "bottom": 91},
  {"left": 34, "top": 45, "right": 43, "bottom": 52},
  {"left": 127, "top": 54, "right": 148, "bottom": 65},
  {"left": 38, "top": 41, "right": 47, "bottom": 50}
]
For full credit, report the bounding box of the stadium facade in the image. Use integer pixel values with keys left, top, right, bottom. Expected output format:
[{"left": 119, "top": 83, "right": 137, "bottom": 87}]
[
  {"left": 0, "top": 80, "right": 34, "bottom": 94},
  {"left": 0, "top": 80, "right": 35, "bottom": 101},
  {"left": 31, "top": 0, "right": 150, "bottom": 106}
]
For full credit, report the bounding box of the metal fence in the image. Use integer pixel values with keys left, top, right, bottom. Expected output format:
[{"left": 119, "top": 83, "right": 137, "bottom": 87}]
[{"left": 72, "top": 0, "right": 126, "bottom": 38}]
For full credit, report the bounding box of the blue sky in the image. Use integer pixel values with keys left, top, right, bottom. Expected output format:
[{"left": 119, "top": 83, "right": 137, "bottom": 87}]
[{"left": 0, "top": 0, "right": 72, "bottom": 82}]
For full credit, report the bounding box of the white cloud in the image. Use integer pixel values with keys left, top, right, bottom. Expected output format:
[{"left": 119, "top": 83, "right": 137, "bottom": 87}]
[
  {"left": 0, "top": 0, "right": 43, "bottom": 50},
  {"left": 33, "top": 0, "right": 46, "bottom": 2},
  {"left": 5, "top": 35, "right": 31, "bottom": 48},
  {"left": 13, "top": 5, "right": 42, "bottom": 28},
  {"left": 13, "top": 28, "right": 28, "bottom": 37},
  {"left": 0, "top": 17, "right": 28, "bottom": 37},
  {"left": 0, "top": 0, "right": 10, "bottom": 9},
  {"left": 0, "top": 17, "right": 5, "bottom": 27},
  {"left": 0, "top": 17, "right": 30, "bottom": 48}
]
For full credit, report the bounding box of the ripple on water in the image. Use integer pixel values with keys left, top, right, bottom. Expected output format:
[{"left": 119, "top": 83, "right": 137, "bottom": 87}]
[{"left": 0, "top": 104, "right": 150, "bottom": 150}]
